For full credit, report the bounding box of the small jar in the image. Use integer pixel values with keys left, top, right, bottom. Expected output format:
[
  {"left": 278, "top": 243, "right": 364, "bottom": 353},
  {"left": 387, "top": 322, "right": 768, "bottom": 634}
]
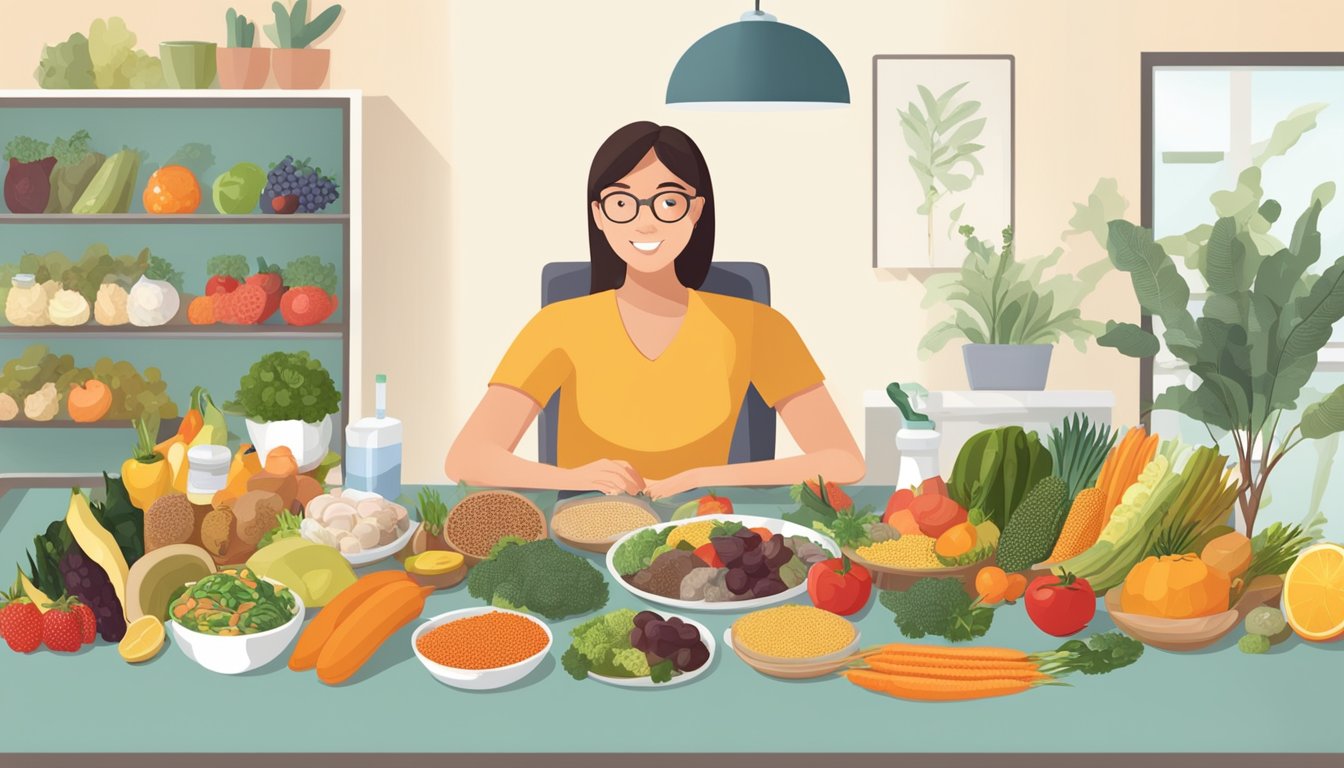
[{"left": 186, "top": 445, "right": 232, "bottom": 505}]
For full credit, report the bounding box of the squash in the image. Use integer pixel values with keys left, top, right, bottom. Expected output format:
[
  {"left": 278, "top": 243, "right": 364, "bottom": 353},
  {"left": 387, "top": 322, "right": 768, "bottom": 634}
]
[
  {"left": 65, "top": 489, "right": 130, "bottom": 617},
  {"left": 1201, "top": 532, "right": 1251, "bottom": 580},
  {"left": 1120, "top": 553, "right": 1230, "bottom": 619}
]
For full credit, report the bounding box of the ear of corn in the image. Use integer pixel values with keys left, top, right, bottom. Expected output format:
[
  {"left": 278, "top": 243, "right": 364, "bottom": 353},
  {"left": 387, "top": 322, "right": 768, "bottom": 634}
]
[{"left": 1047, "top": 487, "right": 1107, "bottom": 563}]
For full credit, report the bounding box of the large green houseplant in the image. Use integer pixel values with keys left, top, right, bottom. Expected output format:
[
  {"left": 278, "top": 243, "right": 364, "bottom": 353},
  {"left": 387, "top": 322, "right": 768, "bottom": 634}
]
[
  {"left": 1099, "top": 188, "right": 1344, "bottom": 534},
  {"left": 919, "top": 187, "right": 1115, "bottom": 389}
]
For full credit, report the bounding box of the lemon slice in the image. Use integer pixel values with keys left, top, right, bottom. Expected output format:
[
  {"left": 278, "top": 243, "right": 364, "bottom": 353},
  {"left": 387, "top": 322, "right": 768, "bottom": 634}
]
[
  {"left": 119, "top": 615, "right": 166, "bottom": 664},
  {"left": 1283, "top": 542, "right": 1344, "bottom": 642}
]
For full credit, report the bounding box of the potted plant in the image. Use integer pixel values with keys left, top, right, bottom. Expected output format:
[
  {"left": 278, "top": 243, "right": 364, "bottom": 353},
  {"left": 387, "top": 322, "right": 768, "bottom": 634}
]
[
  {"left": 159, "top": 41, "right": 218, "bottom": 89},
  {"left": 919, "top": 223, "right": 1108, "bottom": 390},
  {"left": 218, "top": 8, "right": 269, "bottom": 89},
  {"left": 264, "top": 0, "right": 343, "bottom": 89},
  {"left": 227, "top": 351, "right": 341, "bottom": 472}
]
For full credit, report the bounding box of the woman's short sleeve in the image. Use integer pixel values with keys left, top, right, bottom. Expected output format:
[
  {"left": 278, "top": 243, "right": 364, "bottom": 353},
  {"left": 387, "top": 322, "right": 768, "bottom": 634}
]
[
  {"left": 488, "top": 306, "right": 572, "bottom": 407},
  {"left": 749, "top": 304, "right": 824, "bottom": 407}
]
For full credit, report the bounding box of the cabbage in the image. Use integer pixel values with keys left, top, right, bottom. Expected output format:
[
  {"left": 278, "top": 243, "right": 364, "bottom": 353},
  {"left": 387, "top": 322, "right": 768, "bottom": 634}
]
[{"left": 212, "top": 163, "right": 266, "bottom": 215}]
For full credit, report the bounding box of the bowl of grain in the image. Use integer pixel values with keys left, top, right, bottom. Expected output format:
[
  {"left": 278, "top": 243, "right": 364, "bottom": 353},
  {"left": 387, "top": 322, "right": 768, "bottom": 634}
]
[
  {"left": 412, "top": 606, "right": 553, "bottom": 690},
  {"left": 550, "top": 495, "right": 661, "bottom": 554},
  {"left": 845, "top": 536, "right": 984, "bottom": 596},
  {"left": 442, "top": 490, "right": 548, "bottom": 568},
  {"left": 725, "top": 604, "right": 860, "bottom": 679}
]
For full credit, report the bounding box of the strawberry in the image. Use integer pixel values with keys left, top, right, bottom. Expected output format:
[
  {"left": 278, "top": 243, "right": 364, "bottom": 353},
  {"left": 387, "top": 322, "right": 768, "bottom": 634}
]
[
  {"left": 70, "top": 599, "right": 97, "bottom": 645},
  {"left": 1, "top": 592, "right": 44, "bottom": 653},
  {"left": 41, "top": 597, "right": 84, "bottom": 653},
  {"left": 280, "top": 287, "right": 338, "bottom": 326},
  {"left": 246, "top": 258, "right": 285, "bottom": 322},
  {"left": 216, "top": 283, "right": 268, "bottom": 325}
]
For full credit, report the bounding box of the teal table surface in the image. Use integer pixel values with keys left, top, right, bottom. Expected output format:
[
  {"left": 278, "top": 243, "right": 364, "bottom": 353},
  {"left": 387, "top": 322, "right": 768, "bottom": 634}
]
[{"left": 0, "top": 484, "right": 1340, "bottom": 755}]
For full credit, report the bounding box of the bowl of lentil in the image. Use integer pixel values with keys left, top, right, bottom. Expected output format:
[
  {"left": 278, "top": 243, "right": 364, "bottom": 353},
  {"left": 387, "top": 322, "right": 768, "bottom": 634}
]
[
  {"left": 442, "top": 491, "right": 548, "bottom": 568},
  {"left": 551, "top": 495, "right": 661, "bottom": 554},
  {"left": 412, "top": 606, "right": 553, "bottom": 690},
  {"left": 725, "top": 604, "right": 860, "bottom": 678},
  {"left": 167, "top": 571, "right": 305, "bottom": 675},
  {"left": 845, "top": 535, "right": 984, "bottom": 596}
]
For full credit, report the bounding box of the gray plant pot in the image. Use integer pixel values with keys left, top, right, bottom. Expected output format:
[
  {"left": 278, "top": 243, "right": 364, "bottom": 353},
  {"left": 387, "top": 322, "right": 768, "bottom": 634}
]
[{"left": 962, "top": 344, "right": 1053, "bottom": 390}]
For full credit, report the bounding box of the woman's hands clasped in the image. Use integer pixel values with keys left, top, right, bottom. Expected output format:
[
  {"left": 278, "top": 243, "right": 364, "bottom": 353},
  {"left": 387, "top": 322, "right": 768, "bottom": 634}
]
[{"left": 567, "top": 458, "right": 645, "bottom": 495}]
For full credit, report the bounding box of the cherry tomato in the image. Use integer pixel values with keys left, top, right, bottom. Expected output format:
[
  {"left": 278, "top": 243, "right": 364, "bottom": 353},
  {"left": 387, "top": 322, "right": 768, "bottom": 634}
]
[
  {"left": 807, "top": 556, "right": 873, "bottom": 616},
  {"left": 975, "top": 566, "right": 1009, "bottom": 604},
  {"left": 1024, "top": 571, "right": 1096, "bottom": 636},
  {"left": 1003, "top": 573, "right": 1028, "bottom": 602}
]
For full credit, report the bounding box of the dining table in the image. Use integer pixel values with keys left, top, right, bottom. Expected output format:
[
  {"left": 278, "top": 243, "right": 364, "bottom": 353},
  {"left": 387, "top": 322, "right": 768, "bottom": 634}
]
[{"left": 0, "top": 482, "right": 1339, "bottom": 767}]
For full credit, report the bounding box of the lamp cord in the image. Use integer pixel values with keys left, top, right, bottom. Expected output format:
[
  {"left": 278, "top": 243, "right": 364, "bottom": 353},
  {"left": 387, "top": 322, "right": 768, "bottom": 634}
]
[{"left": 755, "top": 0, "right": 761, "bottom": 14}]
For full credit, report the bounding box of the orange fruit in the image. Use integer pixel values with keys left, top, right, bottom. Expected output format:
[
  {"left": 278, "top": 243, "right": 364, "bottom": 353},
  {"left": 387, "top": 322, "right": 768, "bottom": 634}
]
[
  {"left": 143, "top": 165, "right": 201, "bottom": 214},
  {"left": 1283, "top": 542, "right": 1344, "bottom": 642}
]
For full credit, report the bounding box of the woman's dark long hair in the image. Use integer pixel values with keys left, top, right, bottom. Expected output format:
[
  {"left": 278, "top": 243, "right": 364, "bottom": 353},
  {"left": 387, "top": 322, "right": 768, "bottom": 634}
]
[{"left": 587, "top": 122, "right": 715, "bottom": 293}]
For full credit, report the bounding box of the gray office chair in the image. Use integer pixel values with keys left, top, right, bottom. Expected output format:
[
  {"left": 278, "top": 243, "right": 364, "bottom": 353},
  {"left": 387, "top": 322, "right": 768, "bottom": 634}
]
[{"left": 538, "top": 261, "right": 776, "bottom": 471}]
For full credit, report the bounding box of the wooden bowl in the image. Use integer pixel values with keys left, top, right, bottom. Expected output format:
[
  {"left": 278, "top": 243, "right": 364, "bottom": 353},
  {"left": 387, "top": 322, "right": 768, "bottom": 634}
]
[
  {"left": 844, "top": 547, "right": 984, "bottom": 597},
  {"left": 724, "top": 628, "right": 860, "bottom": 680},
  {"left": 1104, "top": 575, "right": 1284, "bottom": 652},
  {"left": 550, "top": 495, "right": 660, "bottom": 554},
  {"left": 441, "top": 490, "right": 547, "bottom": 568}
]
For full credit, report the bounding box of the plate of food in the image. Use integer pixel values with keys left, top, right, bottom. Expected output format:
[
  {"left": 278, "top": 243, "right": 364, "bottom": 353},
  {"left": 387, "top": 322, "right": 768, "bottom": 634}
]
[
  {"left": 605, "top": 514, "right": 837, "bottom": 611},
  {"left": 300, "top": 490, "right": 415, "bottom": 567},
  {"left": 560, "top": 608, "right": 714, "bottom": 688}
]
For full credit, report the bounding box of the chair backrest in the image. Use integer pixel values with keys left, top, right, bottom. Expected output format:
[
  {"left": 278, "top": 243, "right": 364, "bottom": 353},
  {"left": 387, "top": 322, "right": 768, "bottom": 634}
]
[{"left": 538, "top": 261, "right": 776, "bottom": 470}]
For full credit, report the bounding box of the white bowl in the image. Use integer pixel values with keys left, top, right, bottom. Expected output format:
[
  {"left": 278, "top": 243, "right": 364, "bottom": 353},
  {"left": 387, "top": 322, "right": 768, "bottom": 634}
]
[
  {"left": 411, "top": 607, "right": 552, "bottom": 690},
  {"left": 245, "top": 415, "right": 333, "bottom": 472},
  {"left": 605, "top": 514, "right": 839, "bottom": 612},
  {"left": 341, "top": 519, "right": 416, "bottom": 567},
  {"left": 587, "top": 613, "right": 715, "bottom": 689},
  {"left": 169, "top": 578, "right": 305, "bottom": 675}
]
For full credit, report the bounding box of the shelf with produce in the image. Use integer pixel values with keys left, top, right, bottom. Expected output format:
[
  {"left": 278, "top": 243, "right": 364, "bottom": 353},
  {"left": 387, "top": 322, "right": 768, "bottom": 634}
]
[
  {"left": 0, "top": 324, "right": 344, "bottom": 339},
  {"left": 0, "top": 214, "right": 350, "bottom": 224},
  {"left": 0, "top": 91, "right": 359, "bottom": 475},
  {"left": 1, "top": 416, "right": 184, "bottom": 430}
]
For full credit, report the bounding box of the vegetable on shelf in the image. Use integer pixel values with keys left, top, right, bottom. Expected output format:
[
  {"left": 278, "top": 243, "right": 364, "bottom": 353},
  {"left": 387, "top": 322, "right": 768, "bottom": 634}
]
[
  {"left": 46, "top": 130, "right": 105, "bottom": 214},
  {"left": 34, "top": 17, "right": 164, "bottom": 90},
  {"left": 72, "top": 148, "right": 142, "bottom": 214},
  {"left": 143, "top": 165, "right": 201, "bottom": 215},
  {"left": 127, "top": 256, "right": 182, "bottom": 327},
  {"left": 3, "top": 135, "right": 56, "bottom": 214},
  {"left": 212, "top": 162, "right": 266, "bottom": 215},
  {"left": 280, "top": 255, "right": 338, "bottom": 326}
]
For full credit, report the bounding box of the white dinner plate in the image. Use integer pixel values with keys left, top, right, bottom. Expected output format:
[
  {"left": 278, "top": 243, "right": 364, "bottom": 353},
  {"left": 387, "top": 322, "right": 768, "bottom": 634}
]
[
  {"left": 587, "top": 613, "right": 716, "bottom": 688},
  {"left": 341, "top": 521, "right": 416, "bottom": 567},
  {"left": 605, "top": 514, "right": 838, "bottom": 612}
]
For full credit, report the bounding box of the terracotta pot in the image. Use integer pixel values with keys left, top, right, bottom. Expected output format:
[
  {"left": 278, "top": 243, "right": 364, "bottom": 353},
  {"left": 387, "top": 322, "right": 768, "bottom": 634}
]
[
  {"left": 217, "top": 48, "right": 270, "bottom": 89},
  {"left": 271, "top": 49, "right": 331, "bottom": 89}
]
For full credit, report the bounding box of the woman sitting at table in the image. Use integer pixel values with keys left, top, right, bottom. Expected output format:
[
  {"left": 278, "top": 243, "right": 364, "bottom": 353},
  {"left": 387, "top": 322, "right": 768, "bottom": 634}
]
[{"left": 444, "top": 121, "right": 864, "bottom": 499}]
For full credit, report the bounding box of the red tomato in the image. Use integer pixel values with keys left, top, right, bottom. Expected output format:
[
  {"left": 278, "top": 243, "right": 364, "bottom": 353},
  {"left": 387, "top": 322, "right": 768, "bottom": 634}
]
[
  {"left": 919, "top": 476, "right": 948, "bottom": 497},
  {"left": 693, "top": 542, "right": 723, "bottom": 568},
  {"left": 697, "top": 493, "right": 733, "bottom": 516},
  {"left": 1024, "top": 572, "right": 1096, "bottom": 636},
  {"left": 884, "top": 487, "right": 915, "bottom": 518},
  {"left": 807, "top": 556, "right": 873, "bottom": 616}
]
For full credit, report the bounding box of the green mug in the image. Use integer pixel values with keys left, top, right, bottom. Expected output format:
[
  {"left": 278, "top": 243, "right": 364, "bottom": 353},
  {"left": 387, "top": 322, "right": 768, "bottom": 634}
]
[{"left": 160, "top": 41, "right": 218, "bottom": 89}]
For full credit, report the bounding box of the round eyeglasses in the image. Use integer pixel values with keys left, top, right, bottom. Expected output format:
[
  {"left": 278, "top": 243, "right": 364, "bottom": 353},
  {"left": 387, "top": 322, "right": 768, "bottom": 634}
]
[{"left": 599, "top": 191, "right": 694, "bottom": 224}]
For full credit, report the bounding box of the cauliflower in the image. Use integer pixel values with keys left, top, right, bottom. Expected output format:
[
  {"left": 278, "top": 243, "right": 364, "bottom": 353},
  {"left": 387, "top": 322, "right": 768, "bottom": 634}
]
[
  {"left": 4, "top": 275, "right": 51, "bottom": 326},
  {"left": 23, "top": 382, "right": 59, "bottom": 421},
  {"left": 0, "top": 393, "right": 18, "bottom": 421},
  {"left": 48, "top": 288, "right": 91, "bottom": 326},
  {"left": 94, "top": 282, "right": 130, "bottom": 326}
]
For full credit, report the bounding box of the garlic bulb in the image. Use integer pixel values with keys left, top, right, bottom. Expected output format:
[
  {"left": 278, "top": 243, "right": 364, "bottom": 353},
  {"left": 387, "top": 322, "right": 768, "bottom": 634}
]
[
  {"left": 48, "top": 289, "right": 91, "bottom": 327},
  {"left": 94, "top": 282, "right": 130, "bottom": 326},
  {"left": 127, "top": 275, "right": 181, "bottom": 327},
  {"left": 4, "top": 274, "right": 50, "bottom": 327}
]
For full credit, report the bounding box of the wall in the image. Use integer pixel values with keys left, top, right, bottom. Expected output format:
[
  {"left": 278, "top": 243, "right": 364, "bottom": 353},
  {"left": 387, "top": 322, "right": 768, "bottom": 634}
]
[{"left": 4, "top": 0, "right": 1344, "bottom": 484}]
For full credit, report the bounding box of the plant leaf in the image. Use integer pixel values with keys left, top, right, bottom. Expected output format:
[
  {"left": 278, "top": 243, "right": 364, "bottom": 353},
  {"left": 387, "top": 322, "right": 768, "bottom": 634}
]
[
  {"left": 1252, "top": 103, "right": 1326, "bottom": 167},
  {"left": 1097, "top": 321, "right": 1160, "bottom": 357},
  {"left": 1300, "top": 384, "right": 1344, "bottom": 439}
]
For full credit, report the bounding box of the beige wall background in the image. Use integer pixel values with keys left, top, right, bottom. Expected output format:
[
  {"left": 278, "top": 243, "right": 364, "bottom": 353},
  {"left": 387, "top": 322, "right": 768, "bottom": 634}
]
[{"left": 4, "top": 0, "right": 1343, "bottom": 483}]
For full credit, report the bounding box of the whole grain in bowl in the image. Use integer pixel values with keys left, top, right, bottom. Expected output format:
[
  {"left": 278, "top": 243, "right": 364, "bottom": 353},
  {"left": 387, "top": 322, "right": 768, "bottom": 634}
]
[
  {"left": 552, "top": 500, "right": 657, "bottom": 543},
  {"left": 416, "top": 612, "right": 548, "bottom": 669},
  {"left": 856, "top": 535, "right": 940, "bottom": 569},
  {"left": 443, "top": 491, "right": 546, "bottom": 558},
  {"left": 732, "top": 604, "right": 856, "bottom": 660}
]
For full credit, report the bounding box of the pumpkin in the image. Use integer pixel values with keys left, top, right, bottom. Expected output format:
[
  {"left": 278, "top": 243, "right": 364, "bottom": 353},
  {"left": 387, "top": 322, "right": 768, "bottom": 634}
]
[
  {"left": 1201, "top": 532, "right": 1252, "bottom": 579},
  {"left": 1120, "top": 554, "right": 1230, "bottom": 619},
  {"left": 67, "top": 379, "right": 113, "bottom": 422}
]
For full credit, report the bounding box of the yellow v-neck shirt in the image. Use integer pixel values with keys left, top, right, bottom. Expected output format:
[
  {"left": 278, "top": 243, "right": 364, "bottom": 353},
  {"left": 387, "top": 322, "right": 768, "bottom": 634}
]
[{"left": 488, "top": 289, "right": 824, "bottom": 479}]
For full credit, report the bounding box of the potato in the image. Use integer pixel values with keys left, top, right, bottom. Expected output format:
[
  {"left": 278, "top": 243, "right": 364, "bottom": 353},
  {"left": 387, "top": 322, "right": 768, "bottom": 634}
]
[
  {"left": 294, "top": 475, "right": 325, "bottom": 507},
  {"left": 248, "top": 471, "right": 298, "bottom": 509},
  {"left": 232, "top": 490, "right": 286, "bottom": 546}
]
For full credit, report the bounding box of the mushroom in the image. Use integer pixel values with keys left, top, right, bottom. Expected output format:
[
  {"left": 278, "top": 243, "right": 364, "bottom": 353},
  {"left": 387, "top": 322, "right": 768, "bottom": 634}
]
[
  {"left": 352, "top": 521, "right": 381, "bottom": 549},
  {"left": 324, "top": 502, "right": 358, "bottom": 532}
]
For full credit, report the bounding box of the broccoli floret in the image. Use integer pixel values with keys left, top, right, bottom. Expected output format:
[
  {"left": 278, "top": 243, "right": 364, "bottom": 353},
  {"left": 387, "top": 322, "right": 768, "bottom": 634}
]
[
  {"left": 612, "top": 528, "right": 670, "bottom": 575},
  {"left": 563, "top": 609, "right": 639, "bottom": 680},
  {"left": 878, "top": 578, "right": 994, "bottom": 642},
  {"left": 466, "top": 539, "right": 609, "bottom": 620}
]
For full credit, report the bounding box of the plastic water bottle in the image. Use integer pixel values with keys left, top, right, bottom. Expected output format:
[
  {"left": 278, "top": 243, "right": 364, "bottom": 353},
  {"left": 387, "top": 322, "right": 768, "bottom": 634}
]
[
  {"left": 887, "top": 382, "right": 942, "bottom": 489},
  {"left": 345, "top": 374, "right": 402, "bottom": 500}
]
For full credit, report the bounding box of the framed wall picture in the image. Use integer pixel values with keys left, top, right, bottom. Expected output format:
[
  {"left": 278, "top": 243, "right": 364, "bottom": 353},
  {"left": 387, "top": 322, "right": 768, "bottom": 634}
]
[{"left": 872, "top": 54, "right": 1014, "bottom": 268}]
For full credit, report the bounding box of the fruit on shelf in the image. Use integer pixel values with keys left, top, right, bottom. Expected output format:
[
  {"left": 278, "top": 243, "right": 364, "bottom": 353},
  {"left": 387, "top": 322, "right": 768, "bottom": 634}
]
[
  {"left": 205, "top": 254, "right": 250, "bottom": 296},
  {"left": 187, "top": 295, "right": 217, "bottom": 325},
  {"left": 211, "top": 162, "right": 266, "bottom": 215},
  {"left": 261, "top": 156, "right": 340, "bottom": 214},
  {"left": 143, "top": 165, "right": 201, "bottom": 214},
  {"left": 67, "top": 379, "right": 113, "bottom": 422},
  {"left": 272, "top": 195, "right": 299, "bottom": 215},
  {"left": 280, "top": 255, "right": 338, "bottom": 326}
]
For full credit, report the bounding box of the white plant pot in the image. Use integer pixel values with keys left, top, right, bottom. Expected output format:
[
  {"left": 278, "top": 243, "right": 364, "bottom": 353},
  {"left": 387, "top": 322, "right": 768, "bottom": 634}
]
[{"left": 245, "top": 414, "right": 333, "bottom": 472}]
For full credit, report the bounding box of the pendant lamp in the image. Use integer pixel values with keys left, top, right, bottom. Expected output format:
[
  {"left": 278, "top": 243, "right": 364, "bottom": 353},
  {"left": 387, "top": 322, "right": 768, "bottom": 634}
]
[{"left": 666, "top": 2, "right": 850, "bottom": 110}]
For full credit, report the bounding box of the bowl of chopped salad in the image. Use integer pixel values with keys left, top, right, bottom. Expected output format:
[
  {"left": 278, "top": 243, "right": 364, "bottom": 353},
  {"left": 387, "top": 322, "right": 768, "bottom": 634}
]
[{"left": 168, "top": 567, "right": 305, "bottom": 675}]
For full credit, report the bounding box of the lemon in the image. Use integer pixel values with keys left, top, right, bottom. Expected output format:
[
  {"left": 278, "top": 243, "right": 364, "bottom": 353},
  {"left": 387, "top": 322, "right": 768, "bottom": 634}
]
[{"left": 118, "top": 615, "right": 166, "bottom": 664}]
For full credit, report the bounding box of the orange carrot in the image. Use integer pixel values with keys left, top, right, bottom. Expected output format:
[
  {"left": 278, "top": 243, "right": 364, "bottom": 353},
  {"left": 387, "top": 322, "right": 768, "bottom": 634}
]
[
  {"left": 289, "top": 570, "right": 410, "bottom": 671},
  {"left": 871, "top": 643, "right": 1030, "bottom": 662},
  {"left": 864, "top": 660, "right": 1049, "bottom": 682},
  {"left": 1104, "top": 429, "right": 1153, "bottom": 520},
  {"left": 316, "top": 580, "right": 433, "bottom": 685},
  {"left": 1097, "top": 429, "right": 1138, "bottom": 497},
  {"left": 844, "top": 669, "right": 1039, "bottom": 701},
  {"left": 866, "top": 653, "right": 1040, "bottom": 672}
]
